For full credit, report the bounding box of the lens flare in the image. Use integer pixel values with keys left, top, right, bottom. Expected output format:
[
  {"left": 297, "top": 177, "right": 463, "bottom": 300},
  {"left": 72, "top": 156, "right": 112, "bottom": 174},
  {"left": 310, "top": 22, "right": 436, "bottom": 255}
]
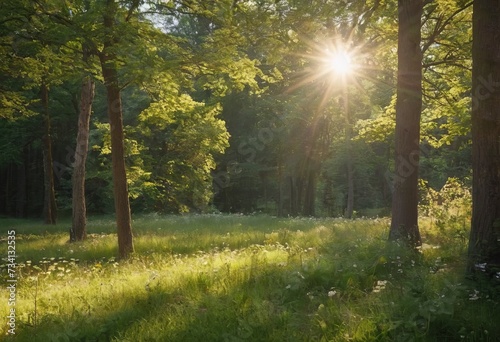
[{"left": 327, "top": 50, "right": 353, "bottom": 76}]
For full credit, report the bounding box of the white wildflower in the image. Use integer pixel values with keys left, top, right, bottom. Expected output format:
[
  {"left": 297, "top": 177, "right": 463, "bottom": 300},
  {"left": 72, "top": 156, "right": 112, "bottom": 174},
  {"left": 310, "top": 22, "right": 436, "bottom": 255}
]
[
  {"left": 469, "top": 290, "right": 480, "bottom": 301},
  {"left": 475, "top": 263, "right": 487, "bottom": 271}
]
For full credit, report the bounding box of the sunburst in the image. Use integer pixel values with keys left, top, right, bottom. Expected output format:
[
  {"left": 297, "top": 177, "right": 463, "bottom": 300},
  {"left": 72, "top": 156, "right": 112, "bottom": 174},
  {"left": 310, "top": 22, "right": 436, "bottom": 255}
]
[
  {"left": 287, "top": 37, "right": 375, "bottom": 112},
  {"left": 325, "top": 49, "right": 354, "bottom": 77}
]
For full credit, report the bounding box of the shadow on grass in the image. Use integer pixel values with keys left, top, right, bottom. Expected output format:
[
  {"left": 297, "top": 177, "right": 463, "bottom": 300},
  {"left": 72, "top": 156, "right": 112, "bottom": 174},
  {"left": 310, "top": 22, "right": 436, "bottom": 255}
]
[
  {"left": 10, "top": 253, "right": 500, "bottom": 341},
  {"left": 9, "top": 258, "right": 329, "bottom": 341},
  {"left": 6, "top": 214, "right": 344, "bottom": 264},
  {"left": 5, "top": 215, "right": 500, "bottom": 341}
]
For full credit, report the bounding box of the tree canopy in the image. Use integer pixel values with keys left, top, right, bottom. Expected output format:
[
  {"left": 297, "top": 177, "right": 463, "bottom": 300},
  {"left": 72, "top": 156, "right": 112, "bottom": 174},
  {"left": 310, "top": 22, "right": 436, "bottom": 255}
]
[{"left": 1, "top": 0, "right": 491, "bottom": 261}]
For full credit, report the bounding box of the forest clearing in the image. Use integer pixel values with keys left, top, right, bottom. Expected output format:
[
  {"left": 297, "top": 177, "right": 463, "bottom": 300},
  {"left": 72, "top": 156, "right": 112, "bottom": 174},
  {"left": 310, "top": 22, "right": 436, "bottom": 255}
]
[
  {"left": 2, "top": 1, "right": 500, "bottom": 341},
  {"left": 1, "top": 214, "right": 499, "bottom": 341}
]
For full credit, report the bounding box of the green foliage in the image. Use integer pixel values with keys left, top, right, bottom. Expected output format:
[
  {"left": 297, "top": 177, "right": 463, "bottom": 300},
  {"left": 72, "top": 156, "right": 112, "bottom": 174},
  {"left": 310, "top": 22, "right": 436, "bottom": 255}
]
[
  {"left": 357, "top": 1, "right": 472, "bottom": 149},
  {"left": 419, "top": 177, "right": 472, "bottom": 250},
  {"left": 138, "top": 100, "right": 230, "bottom": 212},
  {"left": 0, "top": 0, "right": 475, "bottom": 220}
]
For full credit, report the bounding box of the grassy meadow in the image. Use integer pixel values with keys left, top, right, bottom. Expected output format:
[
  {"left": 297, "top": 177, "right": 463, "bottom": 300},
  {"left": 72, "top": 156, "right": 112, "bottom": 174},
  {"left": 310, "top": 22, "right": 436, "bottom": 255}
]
[{"left": 1, "top": 214, "right": 499, "bottom": 341}]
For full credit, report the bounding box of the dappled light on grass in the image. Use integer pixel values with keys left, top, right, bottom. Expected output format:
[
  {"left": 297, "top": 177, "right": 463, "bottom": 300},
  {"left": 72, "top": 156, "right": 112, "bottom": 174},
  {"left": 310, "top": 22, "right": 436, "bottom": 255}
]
[{"left": 1, "top": 214, "right": 499, "bottom": 341}]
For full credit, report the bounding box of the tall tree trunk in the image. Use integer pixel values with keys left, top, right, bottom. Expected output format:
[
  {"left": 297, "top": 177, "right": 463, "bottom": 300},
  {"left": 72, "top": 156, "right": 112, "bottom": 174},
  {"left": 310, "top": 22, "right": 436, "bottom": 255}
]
[
  {"left": 389, "top": 0, "right": 423, "bottom": 246},
  {"left": 290, "top": 176, "right": 301, "bottom": 216},
  {"left": 99, "top": 0, "right": 134, "bottom": 258},
  {"left": 345, "top": 156, "right": 354, "bottom": 218},
  {"left": 4, "top": 165, "right": 12, "bottom": 215},
  {"left": 71, "top": 76, "right": 95, "bottom": 242},
  {"left": 277, "top": 159, "right": 284, "bottom": 217},
  {"left": 16, "top": 154, "right": 26, "bottom": 218},
  {"left": 467, "top": 0, "right": 500, "bottom": 273},
  {"left": 344, "top": 91, "right": 354, "bottom": 219},
  {"left": 303, "top": 169, "right": 316, "bottom": 216},
  {"left": 41, "top": 82, "right": 57, "bottom": 225},
  {"left": 323, "top": 177, "right": 334, "bottom": 217}
]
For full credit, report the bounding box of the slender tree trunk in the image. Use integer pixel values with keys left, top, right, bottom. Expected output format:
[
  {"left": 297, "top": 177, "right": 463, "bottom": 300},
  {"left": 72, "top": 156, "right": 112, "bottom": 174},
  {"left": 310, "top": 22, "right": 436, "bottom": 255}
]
[
  {"left": 389, "top": 0, "right": 423, "bottom": 246},
  {"left": 290, "top": 176, "right": 301, "bottom": 216},
  {"left": 323, "top": 177, "right": 334, "bottom": 217},
  {"left": 71, "top": 76, "right": 95, "bottom": 242},
  {"left": 303, "top": 169, "right": 316, "bottom": 216},
  {"left": 41, "top": 82, "right": 57, "bottom": 225},
  {"left": 344, "top": 91, "right": 354, "bottom": 219},
  {"left": 4, "top": 165, "right": 12, "bottom": 215},
  {"left": 16, "top": 154, "right": 26, "bottom": 218},
  {"left": 99, "top": 0, "right": 134, "bottom": 258},
  {"left": 345, "top": 157, "right": 354, "bottom": 218},
  {"left": 467, "top": 0, "right": 500, "bottom": 273},
  {"left": 277, "top": 159, "right": 284, "bottom": 216}
]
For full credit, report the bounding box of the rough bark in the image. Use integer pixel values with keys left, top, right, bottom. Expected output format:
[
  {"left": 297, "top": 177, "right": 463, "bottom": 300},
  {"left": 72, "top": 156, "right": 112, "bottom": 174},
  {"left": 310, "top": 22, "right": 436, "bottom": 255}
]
[
  {"left": 389, "top": 0, "right": 423, "bottom": 246},
  {"left": 99, "top": 0, "right": 134, "bottom": 258},
  {"left": 41, "top": 82, "right": 57, "bottom": 225},
  {"left": 467, "top": 0, "right": 500, "bottom": 273},
  {"left": 71, "top": 76, "right": 95, "bottom": 242}
]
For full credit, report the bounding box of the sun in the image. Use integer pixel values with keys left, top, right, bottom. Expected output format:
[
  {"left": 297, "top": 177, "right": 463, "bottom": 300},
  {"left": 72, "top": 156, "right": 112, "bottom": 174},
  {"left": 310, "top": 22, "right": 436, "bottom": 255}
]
[
  {"left": 286, "top": 37, "right": 375, "bottom": 111},
  {"left": 326, "top": 50, "right": 353, "bottom": 76}
]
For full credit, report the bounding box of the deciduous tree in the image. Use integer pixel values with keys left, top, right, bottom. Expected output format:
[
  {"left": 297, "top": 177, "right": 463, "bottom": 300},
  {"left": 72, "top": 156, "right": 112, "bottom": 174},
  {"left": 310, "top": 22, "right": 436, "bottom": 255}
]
[
  {"left": 71, "top": 74, "right": 94, "bottom": 241},
  {"left": 389, "top": 0, "right": 423, "bottom": 246},
  {"left": 467, "top": 0, "right": 500, "bottom": 273}
]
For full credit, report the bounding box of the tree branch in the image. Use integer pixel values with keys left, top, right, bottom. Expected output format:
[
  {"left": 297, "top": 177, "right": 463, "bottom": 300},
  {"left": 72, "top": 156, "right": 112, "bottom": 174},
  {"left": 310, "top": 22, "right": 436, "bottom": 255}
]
[{"left": 421, "top": 1, "right": 473, "bottom": 54}]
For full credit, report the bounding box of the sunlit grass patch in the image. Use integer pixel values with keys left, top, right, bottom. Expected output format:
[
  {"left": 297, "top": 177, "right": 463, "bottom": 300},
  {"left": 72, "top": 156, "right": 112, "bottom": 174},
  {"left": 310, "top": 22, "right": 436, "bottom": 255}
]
[{"left": 1, "top": 214, "right": 499, "bottom": 341}]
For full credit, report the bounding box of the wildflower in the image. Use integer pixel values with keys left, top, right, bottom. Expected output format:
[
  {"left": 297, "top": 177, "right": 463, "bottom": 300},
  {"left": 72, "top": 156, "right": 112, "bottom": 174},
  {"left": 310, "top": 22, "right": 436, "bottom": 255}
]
[
  {"left": 469, "top": 290, "right": 480, "bottom": 301},
  {"left": 373, "top": 280, "right": 387, "bottom": 293},
  {"left": 328, "top": 290, "right": 337, "bottom": 297},
  {"left": 475, "top": 263, "right": 487, "bottom": 271},
  {"left": 285, "top": 284, "right": 291, "bottom": 289}
]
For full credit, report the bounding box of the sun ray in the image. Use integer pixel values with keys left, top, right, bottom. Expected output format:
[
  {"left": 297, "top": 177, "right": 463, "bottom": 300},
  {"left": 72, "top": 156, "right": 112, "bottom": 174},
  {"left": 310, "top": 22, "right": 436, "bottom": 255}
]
[{"left": 286, "top": 36, "right": 383, "bottom": 115}]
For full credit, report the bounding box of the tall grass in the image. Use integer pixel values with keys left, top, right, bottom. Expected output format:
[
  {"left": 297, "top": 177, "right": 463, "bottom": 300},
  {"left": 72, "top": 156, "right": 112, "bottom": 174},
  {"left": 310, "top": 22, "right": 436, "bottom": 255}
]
[{"left": 1, "top": 214, "right": 499, "bottom": 341}]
